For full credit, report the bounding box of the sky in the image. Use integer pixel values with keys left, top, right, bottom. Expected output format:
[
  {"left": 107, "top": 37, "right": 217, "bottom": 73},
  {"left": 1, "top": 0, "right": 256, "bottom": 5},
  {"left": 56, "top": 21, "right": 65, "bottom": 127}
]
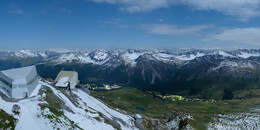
[{"left": 1, "top": 0, "right": 260, "bottom": 50}]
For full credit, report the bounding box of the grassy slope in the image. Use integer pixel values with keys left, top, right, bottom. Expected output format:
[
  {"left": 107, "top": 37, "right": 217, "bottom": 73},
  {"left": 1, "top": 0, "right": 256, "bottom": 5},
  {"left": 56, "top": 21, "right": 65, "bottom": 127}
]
[
  {"left": 91, "top": 87, "right": 260, "bottom": 129},
  {"left": 0, "top": 109, "right": 17, "bottom": 130}
]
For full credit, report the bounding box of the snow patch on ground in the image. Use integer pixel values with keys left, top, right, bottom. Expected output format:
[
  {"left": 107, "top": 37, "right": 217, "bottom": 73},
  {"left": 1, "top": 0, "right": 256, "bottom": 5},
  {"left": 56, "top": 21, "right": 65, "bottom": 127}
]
[
  {"left": 0, "top": 80, "right": 137, "bottom": 130},
  {"left": 207, "top": 110, "right": 260, "bottom": 130},
  {"left": 74, "top": 89, "right": 136, "bottom": 129},
  {"left": 40, "top": 81, "right": 137, "bottom": 130},
  {"left": 0, "top": 94, "right": 62, "bottom": 130}
]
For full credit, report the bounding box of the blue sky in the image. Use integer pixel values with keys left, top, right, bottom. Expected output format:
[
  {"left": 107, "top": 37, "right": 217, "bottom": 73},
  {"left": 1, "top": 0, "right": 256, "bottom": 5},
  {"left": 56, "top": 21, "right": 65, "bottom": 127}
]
[{"left": 1, "top": 0, "right": 260, "bottom": 49}]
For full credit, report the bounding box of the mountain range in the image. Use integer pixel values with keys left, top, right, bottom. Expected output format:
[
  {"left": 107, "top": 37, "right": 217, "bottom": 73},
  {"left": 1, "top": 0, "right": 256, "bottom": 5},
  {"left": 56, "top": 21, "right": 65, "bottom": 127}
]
[{"left": 1, "top": 49, "right": 260, "bottom": 100}]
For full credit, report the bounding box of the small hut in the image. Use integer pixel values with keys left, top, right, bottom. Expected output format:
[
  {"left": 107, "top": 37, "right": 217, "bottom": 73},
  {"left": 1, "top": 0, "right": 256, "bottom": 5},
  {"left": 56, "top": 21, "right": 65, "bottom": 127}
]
[
  {"left": 55, "top": 71, "right": 79, "bottom": 89},
  {"left": 133, "top": 114, "right": 143, "bottom": 124}
]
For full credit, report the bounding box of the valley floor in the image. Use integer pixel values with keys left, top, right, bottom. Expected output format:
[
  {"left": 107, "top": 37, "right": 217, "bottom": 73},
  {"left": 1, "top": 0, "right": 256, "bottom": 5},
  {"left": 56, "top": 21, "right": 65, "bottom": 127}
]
[{"left": 91, "top": 87, "right": 260, "bottom": 129}]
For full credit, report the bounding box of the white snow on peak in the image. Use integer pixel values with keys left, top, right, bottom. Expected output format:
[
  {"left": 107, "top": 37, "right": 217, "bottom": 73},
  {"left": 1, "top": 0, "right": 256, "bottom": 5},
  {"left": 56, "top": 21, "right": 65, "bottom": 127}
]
[
  {"left": 213, "top": 60, "right": 238, "bottom": 71},
  {"left": 213, "top": 50, "right": 235, "bottom": 57},
  {"left": 48, "top": 49, "right": 72, "bottom": 53},
  {"left": 54, "top": 52, "right": 111, "bottom": 65},
  {"left": 153, "top": 53, "right": 174, "bottom": 62},
  {"left": 121, "top": 52, "right": 143, "bottom": 67},
  {"left": 175, "top": 52, "right": 205, "bottom": 61},
  {"left": 77, "top": 53, "right": 93, "bottom": 63},
  {"left": 93, "top": 50, "right": 109, "bottom": 61},
  {"left": 14, "top": 50, "right": 38, "bottom": 58},
  {"left": 57, "top": 53, "right": 78, "bottom": 63},
  {"left": 38, "top": 52, "right": 47, "bottom": 58},
  {"left": 237, "top": 52, "right": 260, "bottom": 59}
]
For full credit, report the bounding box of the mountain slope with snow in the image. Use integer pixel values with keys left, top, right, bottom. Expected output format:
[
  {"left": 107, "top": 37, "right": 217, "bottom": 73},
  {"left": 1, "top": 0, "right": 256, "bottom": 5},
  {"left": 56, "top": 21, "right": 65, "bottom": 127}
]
[{"left": 0, "top": 79, "right": 137, "bottom": 130}]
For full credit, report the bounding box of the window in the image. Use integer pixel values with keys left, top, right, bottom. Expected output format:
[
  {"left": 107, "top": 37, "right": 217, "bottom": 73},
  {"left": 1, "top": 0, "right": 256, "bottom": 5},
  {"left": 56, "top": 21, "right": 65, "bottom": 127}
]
[
  {"left": 0, "top": 77, "right": 12, "bottom": 88},
  {"left": 13, "top": 84, "right": 27, "bottom": 89}
]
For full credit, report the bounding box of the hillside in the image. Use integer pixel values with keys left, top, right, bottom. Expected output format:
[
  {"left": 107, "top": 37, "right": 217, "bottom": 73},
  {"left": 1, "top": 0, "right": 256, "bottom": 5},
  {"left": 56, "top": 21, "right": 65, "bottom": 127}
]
[
  {"left": 0, "top": 79, "right": 137, "bottom": 130},
  {"left": 91, "top": 87, "right": 260, "bottom": 129}
]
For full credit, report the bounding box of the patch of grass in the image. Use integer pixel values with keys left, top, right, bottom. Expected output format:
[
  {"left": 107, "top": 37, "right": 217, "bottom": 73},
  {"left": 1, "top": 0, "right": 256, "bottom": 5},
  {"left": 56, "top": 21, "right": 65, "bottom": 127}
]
[
  {"left": 94, "top": 117, "right": 102, "bottom": 122},
  {"left": 65, "top": 116, "right": 83, "bottom": 130},
  {"left": 40, "top": 86, "right": 64, "bottom": 117},
  {"left": 91, "top": 87, "right": 168, "bottom": 118},
  {"left": 143, "top": 118, "right": 152, "bottom": 129},
  {"left": 39, "top": 86, "right": 83, "bottom": 129},
  {"left": 96, "top": 111, "right": 120, "bottom": 129},
  {"left": 0, "top": 109, "right": 17, "bottom": 130},
  {"left": 87, "top": 77, "right": 104, "bottom": 82},
  {"left": 233, "top": 89, "right": 260, "bottom": 99}
]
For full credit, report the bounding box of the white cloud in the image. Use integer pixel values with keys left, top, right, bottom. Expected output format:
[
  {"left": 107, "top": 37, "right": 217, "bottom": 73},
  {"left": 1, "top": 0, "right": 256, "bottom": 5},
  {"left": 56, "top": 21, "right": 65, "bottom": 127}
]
[
  {"left": 60, "top": 8, "right": 71, "bottom": 15},
  {"left": 99, "top": 18, "right": 129, "bottom": 28},
  {"left": 180, "top": 0, "right": 260, "bottom": 21},
  {"left": 8, "top": 9, "right": 24, "bottom": 15},
  {"left": 100, "top": 18, "right": 121, "bottom": 25},
  {"left": 213, "top": 28, "right": 260, "bottom": 45},
  {"left": 144, "top": 24, "right": 209, "bottom": 36},
  {"left": 90, "top": 0, "right": 260, "bottom": 20},
  {"left": 159, "top": 19, "right": 165, "bottom": 22},
  {"left": 90, "top": 0, "right": 170, "bottom": 12}
]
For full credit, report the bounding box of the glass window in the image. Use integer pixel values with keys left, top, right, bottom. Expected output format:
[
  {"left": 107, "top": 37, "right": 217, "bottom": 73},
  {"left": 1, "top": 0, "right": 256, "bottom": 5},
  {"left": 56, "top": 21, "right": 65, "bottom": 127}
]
[{"left": 0, "top": 77, "right": 12, "bottom": 88}]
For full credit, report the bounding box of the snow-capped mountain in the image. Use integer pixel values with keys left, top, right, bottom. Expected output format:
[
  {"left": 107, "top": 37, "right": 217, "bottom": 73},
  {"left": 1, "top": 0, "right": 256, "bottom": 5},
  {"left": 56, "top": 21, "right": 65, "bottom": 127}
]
[
  {"left": 1, "top": 49, "right": 260, "bottom": 130},
  {"left": 4, "top": 49, "right": 260, "bottom": 67},
  {"left": 2, "top": 48, "right": 260, "bottom": 92}
]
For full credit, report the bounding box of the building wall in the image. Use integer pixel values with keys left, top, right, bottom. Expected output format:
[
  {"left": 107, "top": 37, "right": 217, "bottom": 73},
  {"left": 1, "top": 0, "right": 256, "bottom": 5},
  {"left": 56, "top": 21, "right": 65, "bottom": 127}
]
[
  {"left": 26, "top": 67, "right": 38, "bottom": 83},
  {"left": 11, "top": 77, "right": 38, "bottom": 99},
  {"left": 0, "top": 80, "right": 12, "bottom": 98},
  {"left": 70, "top": 72, "right": 78, "bottom": 89},
  {"left": 0, "top": 72, "right": 12, "bottom": 98},
  {"left": 27, "top": 77, "right": 39, "bottom": 96},
  {"left": 12, "top": 85, "right": 28, "bottom": 99},
  {"left": 0, "top": 66, "right": 39, "bottom": 99}
]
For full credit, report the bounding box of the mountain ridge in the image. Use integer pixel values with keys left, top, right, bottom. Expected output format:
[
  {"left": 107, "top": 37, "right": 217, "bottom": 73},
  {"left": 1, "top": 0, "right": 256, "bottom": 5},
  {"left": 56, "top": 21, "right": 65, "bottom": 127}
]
[{"left": 1, "top": 49, "right": 260, "bottom": 100}]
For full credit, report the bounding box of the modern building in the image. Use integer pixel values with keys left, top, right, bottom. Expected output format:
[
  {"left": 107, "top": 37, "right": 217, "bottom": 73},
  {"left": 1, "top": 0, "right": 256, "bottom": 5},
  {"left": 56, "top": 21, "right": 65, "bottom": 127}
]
[
  {"left": 55, "top": 70, "right": 79, "bottom": 89},
  {"left": 133, "top": 114, "right": 143, "bottom": 124},
  {"left": 0, "top": 66, "right": 39, "bottom": 99}
]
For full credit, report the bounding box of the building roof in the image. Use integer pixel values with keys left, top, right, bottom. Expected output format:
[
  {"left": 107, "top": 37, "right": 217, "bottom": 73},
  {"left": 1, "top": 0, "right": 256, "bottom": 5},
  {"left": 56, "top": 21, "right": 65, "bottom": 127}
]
[
  {"left": 55, "top": 71, "right": 78, "bottom": 87},
  {"left": 1, "top": 66, "right": 36, "bottom": 84},
  {"left": 56, "top": 77, "right": 69, "bottom": 87},
  {"left": 133, "top": 114, "right": 143, "bottom": 119}
]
